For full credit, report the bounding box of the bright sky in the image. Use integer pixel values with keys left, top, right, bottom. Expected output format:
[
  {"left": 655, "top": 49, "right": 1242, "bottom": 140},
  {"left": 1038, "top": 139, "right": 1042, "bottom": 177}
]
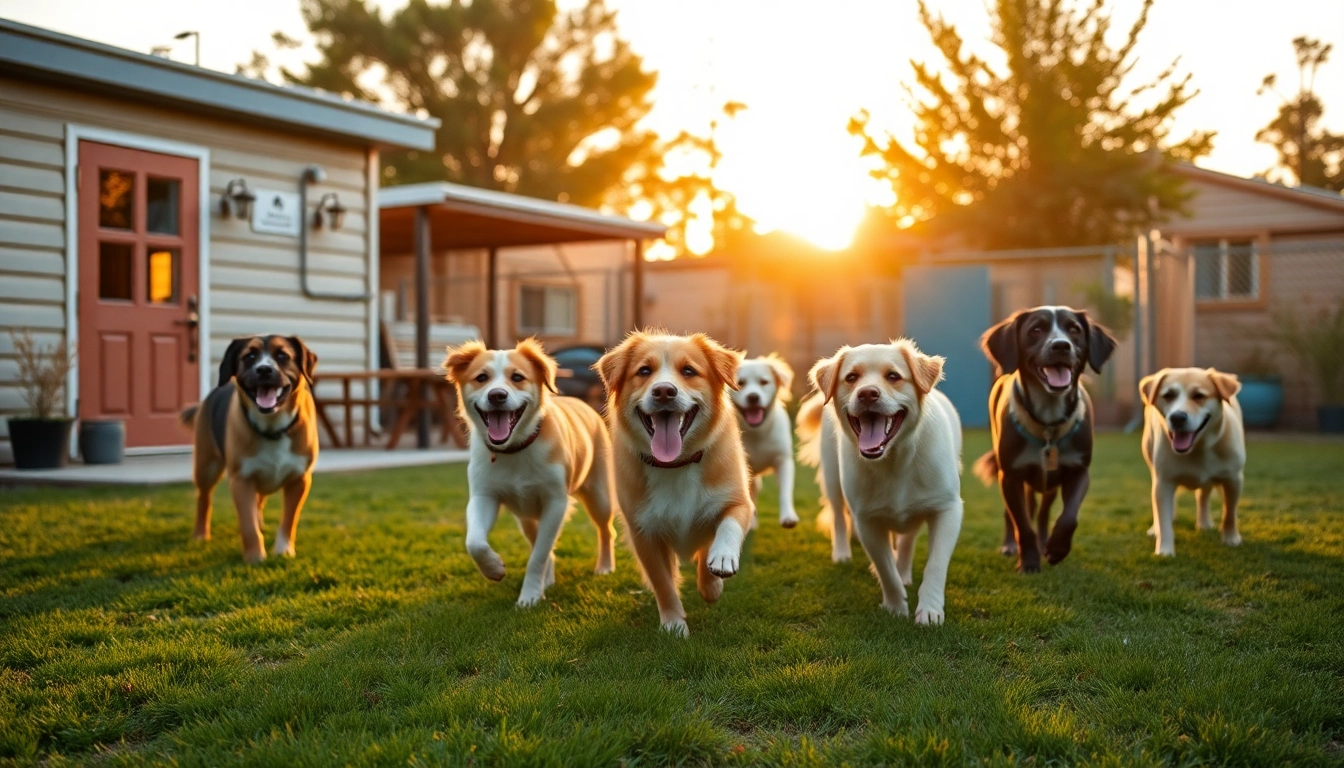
[{"left": 4, "top": 0, "right": 1341, "bottom": 251}]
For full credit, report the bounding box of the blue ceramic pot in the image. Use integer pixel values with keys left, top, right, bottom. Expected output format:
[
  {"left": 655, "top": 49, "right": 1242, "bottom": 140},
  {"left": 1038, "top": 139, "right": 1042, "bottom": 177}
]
[{"left": 1237, "top": 375, "right": 1283, "bottom": 429}]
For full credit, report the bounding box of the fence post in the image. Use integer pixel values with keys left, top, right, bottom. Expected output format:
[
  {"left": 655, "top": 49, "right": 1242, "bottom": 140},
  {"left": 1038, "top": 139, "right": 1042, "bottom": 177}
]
[{"left": 1124, "top": 235, "right": 1147, "bottom": 433}]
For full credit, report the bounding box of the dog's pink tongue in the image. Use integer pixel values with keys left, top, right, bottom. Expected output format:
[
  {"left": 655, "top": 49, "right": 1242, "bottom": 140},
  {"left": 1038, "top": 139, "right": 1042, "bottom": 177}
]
[
  {"left": 1172, "top": 430, "right": 1195, "bottom": 452},
  {"left": 651, "top": 411, "right": 683, "bottom": 463},
  {"left": 256, "top": 387, "right": 280, "bottom": 410},
  {"left": 745, "top": 407, "right": 766, "bottom": 426},
  {"left": 858, "top": 414, "right": 886, "bottom": 453},
  {"left": 486, "top": 410, "right": 512, "bottom": 443},
  {"left": 1045, "top": 366, "right": 1073, "bottom": 388}
]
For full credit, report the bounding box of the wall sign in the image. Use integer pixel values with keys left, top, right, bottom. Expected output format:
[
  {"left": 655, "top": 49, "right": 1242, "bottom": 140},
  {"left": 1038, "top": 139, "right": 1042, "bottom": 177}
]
[{"left": 251, "top": 188, "right": 302, "bottom": 237}]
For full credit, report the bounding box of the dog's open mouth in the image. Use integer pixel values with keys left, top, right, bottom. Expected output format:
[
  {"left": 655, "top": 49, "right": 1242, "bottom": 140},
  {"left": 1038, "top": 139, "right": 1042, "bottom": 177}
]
[
  {"left": 477, "top": 405, "right": 526, "bottom": 444},
  {"left": 736, "top": 403, "right": 767, "bottom": 427},
  {"left": 1038, "top": 365, "right": 1074, "bottom": 391},
  {"left": 639, "top": 405, "right": 699, "bottom": 464},
  {"left": 847, "top": 409, "right": 906, "bottom": 459},
  {"left": 1168, "top": 415, "right": 1209, "bottom": 454},
  {"left": 246, "top": 384, "right": 290, "bottom": 414}
]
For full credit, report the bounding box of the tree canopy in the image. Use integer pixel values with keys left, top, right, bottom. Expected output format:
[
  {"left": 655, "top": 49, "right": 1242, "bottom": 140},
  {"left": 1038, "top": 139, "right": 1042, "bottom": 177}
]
[
  {"left": 1256, "top": 37, "right": 1344, "bottom": 192},
  {"left": 851, "top": 0, "right": 1213, "bottom": 250}
]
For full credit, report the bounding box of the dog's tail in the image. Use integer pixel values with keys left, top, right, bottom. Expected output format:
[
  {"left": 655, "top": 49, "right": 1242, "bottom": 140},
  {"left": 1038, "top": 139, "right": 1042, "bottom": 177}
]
[
  {"left": 179, "top": 404, "right": 199, "bottom": 431},
  {"left": 971, "top": 450, "right": 999, "bottom": 487},
  {"left": 795, "top": 392, "right": 824, "bottom": 468}
]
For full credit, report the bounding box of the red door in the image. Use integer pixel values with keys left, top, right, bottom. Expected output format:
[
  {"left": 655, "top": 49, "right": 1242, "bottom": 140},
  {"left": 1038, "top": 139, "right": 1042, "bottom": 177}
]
[{"left": 78, "top": 141, "right": 200, "bottom": 448}]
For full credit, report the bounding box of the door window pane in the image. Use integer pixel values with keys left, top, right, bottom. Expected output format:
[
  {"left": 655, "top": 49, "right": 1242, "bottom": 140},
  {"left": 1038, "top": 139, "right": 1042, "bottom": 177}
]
[
  {"left": 99, "top": 242, "right": 134, "bottom": 300},
  {"left": 147, "top": 248, "right": 178, "bottom": 304},
  {"left": 146, "top": 177, "right": 180, "bottom": 235},
  {"left": 99, "top": 170, "right": 134, "bottom": 230}
]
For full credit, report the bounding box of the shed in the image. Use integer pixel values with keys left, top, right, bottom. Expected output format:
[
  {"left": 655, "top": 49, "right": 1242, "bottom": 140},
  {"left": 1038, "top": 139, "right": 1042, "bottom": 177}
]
[{"left": 0, "top": 20, "right": 437, "bottom": 461}]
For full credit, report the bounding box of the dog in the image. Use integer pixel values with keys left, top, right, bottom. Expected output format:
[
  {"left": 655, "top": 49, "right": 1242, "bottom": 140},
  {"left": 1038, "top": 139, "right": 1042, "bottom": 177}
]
[
  {"left": 180, "top": 335, "right": 318, "bottom": 563},
  {"left": 595, "top": 331, "right": 752, "bottom": 636},
  {"left": 973, "top": 306, "right": 1117, "bottom": 573},
  {"left": 443, "top": 338, "right": 617, "bottom": 607},
  {"left": 797, "top": 340, "right": 963, "bottom": 625},
  {"left": 729, "top": 354, "right": 799, "bottom": 529},
  {"left": 1139, "top": 367, "right": 1245, "bottom": 556}
]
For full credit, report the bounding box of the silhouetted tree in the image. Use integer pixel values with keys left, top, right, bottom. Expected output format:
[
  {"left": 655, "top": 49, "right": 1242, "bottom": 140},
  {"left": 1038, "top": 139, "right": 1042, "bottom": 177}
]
[
  {"left": 851, "top": 0, "right": 1213, "bottom": 249},
  {"left": 1257, "top": 37, "right": 1343, "bottom": 192}
]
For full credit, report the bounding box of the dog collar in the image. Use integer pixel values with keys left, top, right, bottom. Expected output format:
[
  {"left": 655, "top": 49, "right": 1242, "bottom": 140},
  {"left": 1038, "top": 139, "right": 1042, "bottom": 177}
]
[
  {"left": 1008, "top": 378, "right": 1085, "bottom": 477},
  {"left": 246, "top": 411, "right": 299, "bottom": 441},
  {"left": 487, "top": 423, "right": 542, "bottom": 462},
  {"left": 641, "top": 450, "right": 705, "bottom": 469}
]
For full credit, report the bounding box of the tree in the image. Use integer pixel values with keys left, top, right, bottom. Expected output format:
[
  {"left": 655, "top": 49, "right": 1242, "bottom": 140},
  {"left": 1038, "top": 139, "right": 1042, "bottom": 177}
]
[
  {"left": 247, "top": 0, "right": 657, "bottom": 207},
  {"left": 1256, "top": 37, "right": 1344, "bottom": 192},
  {"left": 850, "top": 0, "right": 1213, "bottom": 250}
]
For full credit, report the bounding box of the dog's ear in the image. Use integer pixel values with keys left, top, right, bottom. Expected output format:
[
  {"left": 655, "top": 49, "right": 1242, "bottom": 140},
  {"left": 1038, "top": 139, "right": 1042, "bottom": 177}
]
[
  {"left": 515, "top": 337, "right": 559, "bottom": 393},
  {"left": 765, "top": 353, "right": 795, "bottom": 402},
  {"left": 809, "top": 347, "right": 848, "bottom": 404},
  {"left": 899, "top": 339, "right": 945, "bottom": 397},
  {"left": 1138, "top": 370, "right": 1168, "bottom": 406},
  {"left": 980, "top": 313, "right": 1021, "bottom": 375},
  {"left": 595, "top": 334, "right": 640, "bottom": 399},
  {"left": 1079, "top": 311, "right": 1119, "bottom": 374},
  {"left": 1208, "top": 369, "right": 1241, "bottom": 401},
  {"left": 443, "top": 340, "right": 488, "bottom": 384},
  {"left": 287, "top": 336, "right": 317, "bottom": 386},
  {"left": 692, "top": 333, "right": 743, "bottom": 391},
  {"left": 218, "top": 337, "right": 250, "bottom": 387}
]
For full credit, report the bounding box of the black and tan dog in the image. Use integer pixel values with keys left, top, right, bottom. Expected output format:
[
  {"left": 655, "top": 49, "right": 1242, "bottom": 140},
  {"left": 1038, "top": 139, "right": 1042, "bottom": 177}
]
[
  {"left": 179, "top": 335, "right": 318, "bottom": 563},
  {"left": 973, "top": 307, "right": 1116, "bottom": 573}
]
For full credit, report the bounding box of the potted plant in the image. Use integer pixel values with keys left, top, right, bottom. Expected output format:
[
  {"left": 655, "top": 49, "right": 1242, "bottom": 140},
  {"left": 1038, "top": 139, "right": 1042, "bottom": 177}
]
[
  {"left": 7, "top": 330, "right": 76, "bottom": 469},
  {"left": 1270, "top": 304, "right": 1344, "bottom": 433},
  {"left": 1235, "top": 346, "right": 1284, "bottom": 429}
]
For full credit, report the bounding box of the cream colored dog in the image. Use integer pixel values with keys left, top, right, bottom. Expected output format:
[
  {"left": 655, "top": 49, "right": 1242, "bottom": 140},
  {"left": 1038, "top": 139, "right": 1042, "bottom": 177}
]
[
  {"left": 1140, "top": 367, "right": 1246, "bottom": 556},
  {"left": 444, "top": 338, "right": 617, "bottom": 607},
  {"left": 797, "top": 340, "right": 964, "bottom": 625},
  {"left": 596, "top": 331, "right": 752, "bottom": 637},
  {"left": 729, "top": 354, "right": 799, "bottom": 529}
]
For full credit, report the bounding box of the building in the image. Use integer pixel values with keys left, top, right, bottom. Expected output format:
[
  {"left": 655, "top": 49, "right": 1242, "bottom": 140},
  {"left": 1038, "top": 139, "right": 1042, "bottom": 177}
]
[{"left": 0, "top": 20, "right": 437, "bottom": 461}]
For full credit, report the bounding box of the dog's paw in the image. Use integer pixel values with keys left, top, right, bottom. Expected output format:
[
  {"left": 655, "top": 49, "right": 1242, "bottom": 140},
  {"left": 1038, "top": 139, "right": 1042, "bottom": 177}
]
[
  {"left": 697, "top": 573, "right": 723, "bottom": 604},
  {"left": 999, "top": 542, "right": 1018, "bottom": 556},
  {"left": 1016, "top": 554, "right": 1041, "bottom": 574},
  {"left": 515, "top": 590, "right": 544, "bottom": 608},
  {"left": 1154, "top": 544, "right": 1176, "bottom": 557},
  {"left": 881, "top": 598, "right": 910, "bottom": 617},
  {"left": 595, "top": 558, "right": 615, "bottom": 575},
  {"left": 242, "top": 549, "right": 266, "bottom": 565},
  {"left": 832, "top": 542, "right": 852, "bottom": 563},
  {"left": 914, "top": 606, "right": 945, "bottom": 626},
  {"left": 706, "top": 549, "right": 739, "bottom": 578},
  {"left": 1222, "top": 530, "right": 1242, "bottom": 547},
  {"left": 191, "top": 531, "right": 210, "bottom": 542},
  {"left": 660, "top": 617, "right": 689, "bottom": 637},
  {"left": 273, "top": 544, "right": 295, "bottom": 558},
  {"left": 780, "top": 510, "right": 799, "bottom": 529},
  {"left": 1146, "top": 525, "right": 1156, "bottom": 538},
  {"left": 1044, "top": 540, "right": 1072, "bottom": 565},
  {"left": 473, "top": 551, "right": 506, "bottom": 582}
]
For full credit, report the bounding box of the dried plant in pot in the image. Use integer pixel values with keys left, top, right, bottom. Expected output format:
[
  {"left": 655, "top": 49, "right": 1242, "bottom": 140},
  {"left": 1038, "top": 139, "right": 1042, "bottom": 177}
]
[{"left": 7, "top": 330, "right": 76, "bottom": 469}]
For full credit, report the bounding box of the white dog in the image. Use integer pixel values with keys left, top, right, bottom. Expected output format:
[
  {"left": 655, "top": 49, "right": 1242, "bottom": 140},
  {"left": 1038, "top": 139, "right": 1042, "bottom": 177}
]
[
  {"left": 730, "top": 354, "right": 799, "bottom": 529},
  {"left": 796, "top": 340, "right": 963, "bottom": 625},
  {"left": 1140, "top": 367, "right": 1246, "bottom": 556}
]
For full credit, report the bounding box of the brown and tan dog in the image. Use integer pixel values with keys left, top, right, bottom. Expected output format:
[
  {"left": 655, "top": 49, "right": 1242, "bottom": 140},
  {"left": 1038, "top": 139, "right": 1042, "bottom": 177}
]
[
  {"left": 443, "top": 338, "right": 617, "bottom": 607},
  {"left": 180, "top": 335, "right": 318, "bottom": 564},
  {"left": 596, "top": 331, "right": 752, "bottom": 637}
]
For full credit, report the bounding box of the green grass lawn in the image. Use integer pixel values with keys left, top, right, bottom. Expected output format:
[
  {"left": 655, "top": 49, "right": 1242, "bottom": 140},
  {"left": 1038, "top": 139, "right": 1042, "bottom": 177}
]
[{"left": 1, "top": 432, "right": 1342, "bottom": 766}]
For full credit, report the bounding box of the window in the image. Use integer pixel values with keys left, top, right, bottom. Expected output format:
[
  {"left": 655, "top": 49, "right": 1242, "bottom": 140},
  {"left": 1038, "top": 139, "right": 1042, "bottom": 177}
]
[
  {"left": 1194, "top": 239, "right": 1259, "bottom": 301},
  {"left": 518, "top": 284, "right": 577, "bottom": 335}
]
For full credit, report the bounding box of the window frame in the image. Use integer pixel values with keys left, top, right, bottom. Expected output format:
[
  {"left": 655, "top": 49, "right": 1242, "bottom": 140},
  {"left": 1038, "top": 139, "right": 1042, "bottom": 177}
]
[
  {"left": 516, "top": 282, "right": 579, "bottom": 337},
  {"left": 1189, "top": 234, "right": 1270, "bottom": 311}
]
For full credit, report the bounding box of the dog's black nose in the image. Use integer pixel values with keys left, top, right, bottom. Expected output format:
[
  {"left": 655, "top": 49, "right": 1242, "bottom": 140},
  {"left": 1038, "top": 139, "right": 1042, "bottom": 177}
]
[
  {"left": 254, "top": 364, "right": 274, "bottom": 377},
  {"left": 1050, "top": 340, "right": 1072, "bottom": 353},
  {"left": 488, "top": 388, "right": 508, "bottom": 404},
  {"left": 746, "top": 392, "right": 761, "bottom": 406},
  {"left": 856, "top": 386, "right": 880, "bottom": 404},
  {"left": 651, "top": 382, "right": 678, "bottom": 402},
  {"left": 1170, "top": 411, "right": 1189, "bottom": 427}
]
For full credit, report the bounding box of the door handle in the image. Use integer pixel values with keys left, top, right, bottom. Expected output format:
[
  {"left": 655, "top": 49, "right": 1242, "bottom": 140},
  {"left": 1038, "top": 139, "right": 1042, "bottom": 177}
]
[{"left": 175, "top": 294, "right": 200, "bottom": 363}]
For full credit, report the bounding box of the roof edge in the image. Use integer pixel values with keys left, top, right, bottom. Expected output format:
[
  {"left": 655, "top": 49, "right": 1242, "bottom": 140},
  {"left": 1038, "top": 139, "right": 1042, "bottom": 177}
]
[
  {"left": 380, "top": 181, "right": 666, "bottom": 239},
  {"left": 1171, "top": 163, "right": 1344, "bottom": 214}
]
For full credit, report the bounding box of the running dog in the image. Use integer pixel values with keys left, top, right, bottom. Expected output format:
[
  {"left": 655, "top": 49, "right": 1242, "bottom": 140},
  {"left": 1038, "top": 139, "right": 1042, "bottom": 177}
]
[{"left": 730, "top": 353, "right": 799, "bottom": 529}]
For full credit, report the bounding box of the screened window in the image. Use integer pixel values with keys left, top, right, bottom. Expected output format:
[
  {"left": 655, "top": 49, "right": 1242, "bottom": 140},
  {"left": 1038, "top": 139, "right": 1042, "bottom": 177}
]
[
  {"left": 518, "top": 284, "right": 577, "bottom": 335},
  {"left": 1194, "top": 239, "right": 1259, "bottom": 301}
]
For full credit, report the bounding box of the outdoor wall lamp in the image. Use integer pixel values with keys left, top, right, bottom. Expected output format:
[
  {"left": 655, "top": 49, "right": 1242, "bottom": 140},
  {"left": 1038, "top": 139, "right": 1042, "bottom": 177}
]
[
  {"left": 220, "top": 178, "right": 255, "bottom": 220},
  {"left": 313, "top": 192, "right": 347, "bottom": 231}
]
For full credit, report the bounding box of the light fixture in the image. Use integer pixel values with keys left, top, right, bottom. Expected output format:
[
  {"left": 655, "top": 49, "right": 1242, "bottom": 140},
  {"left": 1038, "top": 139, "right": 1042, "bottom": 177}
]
[
  {"left": 220, "top": 178, "right": 255, "bottom": 220},
  {"left": 174, "top": 30, "right": 200, "bottom": 66},
  {"left": 313, "top": 192, "right": 347, "bottom": 231}
]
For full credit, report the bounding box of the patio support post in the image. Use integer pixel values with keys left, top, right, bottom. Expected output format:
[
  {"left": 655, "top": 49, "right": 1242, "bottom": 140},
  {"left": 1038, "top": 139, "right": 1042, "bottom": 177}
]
[
  {"left": 415, "top": 205, "right": 432, "bottom": 449},
  {"left": 632, "top": 239, "right": 644, "bottom": 330},
  {"left": 486, "top": 246, "right": 498, "bottom": 348}
]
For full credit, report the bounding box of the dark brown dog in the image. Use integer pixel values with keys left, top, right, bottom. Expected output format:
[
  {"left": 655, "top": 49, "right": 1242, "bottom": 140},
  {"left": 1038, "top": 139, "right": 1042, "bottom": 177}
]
[
  {"left": 179, "top": 335, "right": 318, "bottom": 563},
  {"left": 972, "top": 307, "right": 1116, "bottom": 573}
]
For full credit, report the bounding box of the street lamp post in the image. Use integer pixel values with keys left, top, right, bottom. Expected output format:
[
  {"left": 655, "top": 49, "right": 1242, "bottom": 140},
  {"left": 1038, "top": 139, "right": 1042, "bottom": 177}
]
[{"left": 174, "top": 31, "right": 199, "bottom": 66}]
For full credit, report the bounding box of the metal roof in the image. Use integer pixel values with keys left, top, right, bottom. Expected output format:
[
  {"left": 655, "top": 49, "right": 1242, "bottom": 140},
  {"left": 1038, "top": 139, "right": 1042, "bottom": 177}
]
[
  {"left": 379, "top": 181, "right": 666, "bottom": 251},
  {"left": 0, "top": 19, "right": 439, "bottom": 151}
]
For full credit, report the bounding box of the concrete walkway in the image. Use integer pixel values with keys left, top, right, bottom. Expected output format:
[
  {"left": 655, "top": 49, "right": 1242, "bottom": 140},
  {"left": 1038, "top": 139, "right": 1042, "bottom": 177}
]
[{"left": 0, "top": 447, "right": 469, "bottom": 488}]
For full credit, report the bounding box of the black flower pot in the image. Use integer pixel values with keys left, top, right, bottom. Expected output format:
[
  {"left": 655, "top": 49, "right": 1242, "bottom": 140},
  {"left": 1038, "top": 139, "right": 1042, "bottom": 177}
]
[
  {"left": 8, "top": 418, "right": 73, "bottom": 469},
  {"left": 79, "top": 419, "right": 125, "bottom": 465},
  {"left": 1318, "top": 405, "right": 1344, "bottom": 434}
]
